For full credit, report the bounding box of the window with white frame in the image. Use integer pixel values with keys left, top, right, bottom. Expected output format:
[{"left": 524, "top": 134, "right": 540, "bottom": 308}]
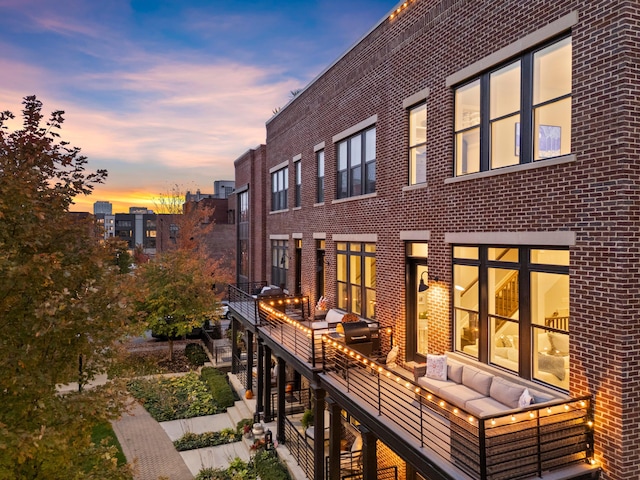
[
  {"left": 337, "top": 127, "right": 376, "bottom": 199},
  {"left": 294, "top": 160, "right": 301, "bottom": 207},
  {"left": 454, "top": 36, "right": 572, "bottom": 176},
  {"left": 271, "top": 166, "right": 288, "bottom": 211},
  {"left": 316, "top": 150, "right": 324, "bottom": 203},
  {"left": 409, "top": 103, "right": 427, "bottom": 185}
]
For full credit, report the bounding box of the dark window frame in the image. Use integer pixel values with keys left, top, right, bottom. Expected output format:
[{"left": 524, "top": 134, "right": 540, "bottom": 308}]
[{"left": 336, "top": 127, "right": 376, "bottom": 199}]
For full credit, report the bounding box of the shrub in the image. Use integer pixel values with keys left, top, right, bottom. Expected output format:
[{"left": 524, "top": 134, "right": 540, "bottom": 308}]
[
  {"left": 253, "top": 450, "right": 291, "bottom": 480},
  {"left": 195, "top": 467, "right": 230, "bottom": 480},
  {"left": 185, "top": 343, "right": 209, "bottom": 367},
  {"left": 128, "top": 372, "right": 219, "bottom": 421},
  {"left": 201, "top": 367, "right": 235, "bottom": 409},
  {"left": 174, "top": 428, "right": 241, "bottom": 451}
]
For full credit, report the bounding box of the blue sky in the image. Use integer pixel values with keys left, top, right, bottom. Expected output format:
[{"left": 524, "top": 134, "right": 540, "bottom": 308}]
[{"left": 0, "top": 0, "right": 397, "bottom": 212}]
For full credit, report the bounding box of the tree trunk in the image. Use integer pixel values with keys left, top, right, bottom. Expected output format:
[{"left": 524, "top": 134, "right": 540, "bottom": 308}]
[{"left": 168, "top": 338, "right": 174, "bottom": 362}]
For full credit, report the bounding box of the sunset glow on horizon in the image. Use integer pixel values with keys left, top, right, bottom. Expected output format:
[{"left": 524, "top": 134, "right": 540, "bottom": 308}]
[{"left": 1, "top": 0, "right": 396, "bottom": 213}]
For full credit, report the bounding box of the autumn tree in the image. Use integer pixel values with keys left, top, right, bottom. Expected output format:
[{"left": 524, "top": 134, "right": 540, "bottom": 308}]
[
  {"left": 0, "top": 96, "right": 133, "bottom": 479},
  {"left": 131, "top": 186, "right": 230, "bottom": 361}
]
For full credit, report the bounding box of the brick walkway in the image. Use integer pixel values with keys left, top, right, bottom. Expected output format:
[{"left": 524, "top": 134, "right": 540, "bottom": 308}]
[{"left": 112, "top": 400, "right": 193, "bottom": 480}]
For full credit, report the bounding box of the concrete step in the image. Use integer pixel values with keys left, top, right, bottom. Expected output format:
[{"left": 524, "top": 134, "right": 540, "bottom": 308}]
[{"left": 226, "top": 401, "right": 252, "bottom": 429}]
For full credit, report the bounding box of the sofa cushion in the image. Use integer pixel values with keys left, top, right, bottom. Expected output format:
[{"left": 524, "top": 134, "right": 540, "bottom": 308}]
[
  {"left": 426, "top": 354, "right": 447, "bottom": 381},
  {"left": 462, "top": 366, "right": 494, "bottom": 396},
  {"left": 417, "top": 376, "right": 454, "bottom": 396},
  {"left": 489, "top": 376, "right": 527, "bottom": 409},
  {"left": 439, "top": 384, "right": 486, "bottom": 407},
  {"left": 447, "top": 359, "right": 464, "bottom": 384},
  {"left": 465, "top": 396, "right": 511, "bottom": 417},
  {"left": 538, "top": 353, "right": 566, "bottom": 381}
]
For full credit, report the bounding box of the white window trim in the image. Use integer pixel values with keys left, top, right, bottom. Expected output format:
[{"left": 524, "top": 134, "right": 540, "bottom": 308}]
[
  {"left": 314, "top": 142, "right": 325, "bottom": 152},
  {"left": 445, "top": 231, "right": 576, "bottom": 246},
  {"left": 269, "top": 234, "right": 290, "bottom": 240},
  {"left": 332, "top": 115, "right": 377, "bottom": 144},
  {"left": 400, "top": 231, "right": 430, "bottom": 241},
  {"left": 402, "top": 87, "right": 430, "bottom": 109},
  {"left": 331, "top": 192, "right": 377, "bottom": 205},
  {"left": 444, "top": 154, "right": 576, "bottom": 184},
  {"left": 333, "top": 234, "right": 377, "bottom": 243},
  {"left": 313, "top": 232, "right": 326, "bottom": 240},
  {"left": 446, "top": 11, "right": 578, "bottom": 87},
  {"left": 269, "top": 160, "right": 289, "bottom": 174}
]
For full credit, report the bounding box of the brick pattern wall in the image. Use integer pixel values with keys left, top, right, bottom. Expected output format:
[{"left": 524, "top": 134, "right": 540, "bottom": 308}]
[{"left": 237, "top": 1, "right": 640, "bottom": 478}]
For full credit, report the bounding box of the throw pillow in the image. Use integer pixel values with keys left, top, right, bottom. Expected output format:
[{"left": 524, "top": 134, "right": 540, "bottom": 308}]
[
  {"left": 518, "top": 388, "right": 533, "bottom": 408},
  {"left": 538, "top": 353, "right": 566, "bottom": 381},
  {"left": 426, "top": 354, "right": 447, "bottom": 381}
]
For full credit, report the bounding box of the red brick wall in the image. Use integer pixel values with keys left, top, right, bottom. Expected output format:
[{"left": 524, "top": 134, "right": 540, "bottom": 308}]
[{"left": 239, "top": 1, "right": 640, "bottom": 478}]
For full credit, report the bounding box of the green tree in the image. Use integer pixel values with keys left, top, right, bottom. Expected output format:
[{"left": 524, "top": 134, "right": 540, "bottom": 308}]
[
  {"left": 0, "top": 96, "right": 133, "bottom": 479},
  {"left": 132, "top": 248, "right": 220, "bottom": 361}
]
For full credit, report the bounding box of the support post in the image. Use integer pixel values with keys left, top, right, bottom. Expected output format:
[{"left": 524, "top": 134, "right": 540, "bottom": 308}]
[
  {"left": 256, "top": 339, "right": 264, "bottom": 418},
  {"left": 312, "top": 385, "right": 326, "bottom": 480},
  {"left": 231, "top": 318, "right": 238, "bottom": 374},
  {"left": 327, "top": 397, "right": 341, "bottom": 480},
  {"left": 263, "top": 344, "right": 272, "bottom": 422},
  {"left": 276, "top": 356, "right": 286, "bottom": 443},
  {"left": 246, "top": 330, "right": 254, "bottom": 394},
  {"left": 360, "top": 425, "right": 377, "bottom": 480}
]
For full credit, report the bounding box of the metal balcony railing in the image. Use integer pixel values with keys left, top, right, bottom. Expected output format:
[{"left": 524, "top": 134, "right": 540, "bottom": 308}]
[
  {"left": 226, "top": 283, "right": 595, "bottom": 480},
  {"left": 322, "top": 338, "right": 594, "bottom": 480}
]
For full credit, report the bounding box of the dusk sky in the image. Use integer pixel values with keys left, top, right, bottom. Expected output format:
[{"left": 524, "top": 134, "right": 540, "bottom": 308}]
[{"left": 1, "top": 0, "right": 397, "bottom": 213}]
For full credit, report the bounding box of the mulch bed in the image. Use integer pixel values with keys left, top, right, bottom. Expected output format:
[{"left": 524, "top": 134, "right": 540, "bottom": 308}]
[{"left": 113, "top": 339, "right": 206, "bottom": 377}]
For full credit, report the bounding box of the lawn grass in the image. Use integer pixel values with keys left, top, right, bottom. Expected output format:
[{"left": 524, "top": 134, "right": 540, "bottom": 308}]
[{"left": 91, "top": 422, "right": 127, "bottom": 466}]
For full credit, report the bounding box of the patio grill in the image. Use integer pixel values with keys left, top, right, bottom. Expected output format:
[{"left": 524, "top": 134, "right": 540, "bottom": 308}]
[{"left": 340, "top": 321, "right": 373, "bottom": 356}]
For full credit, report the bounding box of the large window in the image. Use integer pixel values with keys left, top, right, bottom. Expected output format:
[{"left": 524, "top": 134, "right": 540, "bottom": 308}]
[
  {"left": 409, "top": 103, "right": 427, "bottom": 185},
  {"left": 453, "top": 245, "right": 569, "bottom": 390},
  {"left": 271, "top": 240, "right": 288, "bottom": 289},
  {"left": 271, "top": 167, "right": 288, "bottom": 211},
  {"left": 237, "top": 191, "right": 249, "bottom": 282},
  {"left": 336, "top": 242, "right": 376, "bottom": 319},
  {"left": 337, "top": 127, "right": 376, "bottom": 199},
  {"left": 316, "top": 150, "right": 325, "bottom": 203},
  {"left": 454, "top": 36, "right": 571, "bottom": 176},
  {"left": 294, "top": 160, "right": 301, "bottom": 208}
]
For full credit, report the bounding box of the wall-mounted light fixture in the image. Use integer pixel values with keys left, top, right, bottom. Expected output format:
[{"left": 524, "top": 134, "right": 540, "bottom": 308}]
[{"left": 418, "top": 272, "right": 429, "bottom": 292}]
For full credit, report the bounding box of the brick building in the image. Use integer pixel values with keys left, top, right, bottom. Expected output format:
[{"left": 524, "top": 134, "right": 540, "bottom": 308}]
[{"left": 229, "top": 1, "right": 637, "bottom": 479}]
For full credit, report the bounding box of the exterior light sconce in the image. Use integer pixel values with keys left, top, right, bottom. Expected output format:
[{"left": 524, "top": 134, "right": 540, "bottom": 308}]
[
  {"left": 386, "top": 327, "right": 393, "bottom": 347},
  {"left": 418, "top": 272, "right": 429, "bottom": 292},
  {"left": 418, "top": 272, "right": 439, "bottom": 291}
]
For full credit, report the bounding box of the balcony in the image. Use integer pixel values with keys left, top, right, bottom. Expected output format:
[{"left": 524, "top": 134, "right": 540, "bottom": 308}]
[{"left": 227, "top": 284, "right": 598, "bottom": 480}]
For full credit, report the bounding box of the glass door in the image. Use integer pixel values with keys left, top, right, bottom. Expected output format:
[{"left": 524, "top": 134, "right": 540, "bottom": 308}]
[{"left": 416, "top": 264, "right": 429, "bottom": 356}]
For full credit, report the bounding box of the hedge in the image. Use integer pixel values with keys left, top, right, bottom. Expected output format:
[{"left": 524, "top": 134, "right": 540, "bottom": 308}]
[{"left": 201, "top": 367, "right": 235, "bottom": 409}]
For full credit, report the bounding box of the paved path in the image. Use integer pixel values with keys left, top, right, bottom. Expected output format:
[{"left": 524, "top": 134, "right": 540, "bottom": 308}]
[{"left": 112, "top": 400, "right": 194, "bottom": 480}]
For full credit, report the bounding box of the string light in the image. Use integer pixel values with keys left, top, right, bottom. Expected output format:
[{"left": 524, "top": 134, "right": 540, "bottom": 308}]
[{"left": 389, "top": 0, "right": 416, "bottom": 20}]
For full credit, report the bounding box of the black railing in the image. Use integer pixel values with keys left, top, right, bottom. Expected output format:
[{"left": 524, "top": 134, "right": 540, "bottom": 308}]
[
  {"left": 201, "top": 329, "right": 233, "bottom": 364},
  {"left": 227, "top": 282, "right": 594, "bottom": 480},
  {"left": 228, "top": 283, "right": 264, "bottom": 325},
  {"left": 322, "top": 338, "right": 594, "bottom": 480},
  {"left": 283, "top": 415, "right": 314, "bottom": 480}
]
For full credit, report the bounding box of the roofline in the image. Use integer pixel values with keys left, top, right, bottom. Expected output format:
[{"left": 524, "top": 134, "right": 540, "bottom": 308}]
[{"left": 266, "top": 0, "right": 406, "bottom": 126}]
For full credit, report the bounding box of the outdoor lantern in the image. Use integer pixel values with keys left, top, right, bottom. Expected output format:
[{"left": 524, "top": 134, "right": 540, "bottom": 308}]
[{"left": 265, "top": 429, "right": 273, "bottom": 450}]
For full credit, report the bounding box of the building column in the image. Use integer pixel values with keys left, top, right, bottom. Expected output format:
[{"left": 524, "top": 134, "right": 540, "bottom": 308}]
[
  {"left": 312, "top": 384, "right": 326, "bottom": 480},
  {"left": 327, "top": 397, "right": 341, "bottom": 480},
  {"left": 360, "top": 425, "right": 377, "bottom": 480},
  {"left": 276, "top": 356, "right": 286, "bottom": 443},
  {"left": 256, "top": 338, "right": 264, "bottom": 418},
  {"left": 245, "top": 330, "right": 254, "bottom": 394},
  {"left": 231, "top": 318, "right": 239, "bottom": 374},
  {"left": 263, "top": 344, "right": 272, "bottom": 422}
]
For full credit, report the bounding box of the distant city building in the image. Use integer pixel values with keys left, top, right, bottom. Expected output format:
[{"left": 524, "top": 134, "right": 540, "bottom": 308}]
[
  {"left": 185, "top": 180, "right": 235, "bottom": 202},
  {"left": 129, "top": 206, "right": 153, "bottom": 214},
  {"left": 93, "top": 201, "right": 112, "bottom": 215}
]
